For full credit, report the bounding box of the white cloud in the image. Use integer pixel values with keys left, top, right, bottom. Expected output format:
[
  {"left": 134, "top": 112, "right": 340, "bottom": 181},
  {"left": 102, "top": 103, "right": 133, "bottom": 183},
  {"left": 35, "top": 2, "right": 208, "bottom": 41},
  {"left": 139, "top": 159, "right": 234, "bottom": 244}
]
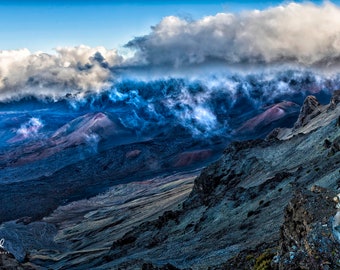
[
  {"left": 2, "top": 2, "right": 340, "bottom": 102},
  {"left": 0, "top": 45, "right": 122, "bottom": 101},
  {"left": 126, "top": 2, "right": 340, "bottom": 67}
]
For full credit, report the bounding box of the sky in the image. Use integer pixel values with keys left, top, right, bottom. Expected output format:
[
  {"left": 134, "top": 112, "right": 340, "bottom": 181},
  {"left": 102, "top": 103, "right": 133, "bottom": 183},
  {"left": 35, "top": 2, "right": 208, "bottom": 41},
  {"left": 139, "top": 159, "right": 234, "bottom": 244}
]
[
  {"left": 3, "top": 1, "right": 340, "bottom": 102},
  {"left": 0, "top": 0, "right": 328, "bottom": 54}
]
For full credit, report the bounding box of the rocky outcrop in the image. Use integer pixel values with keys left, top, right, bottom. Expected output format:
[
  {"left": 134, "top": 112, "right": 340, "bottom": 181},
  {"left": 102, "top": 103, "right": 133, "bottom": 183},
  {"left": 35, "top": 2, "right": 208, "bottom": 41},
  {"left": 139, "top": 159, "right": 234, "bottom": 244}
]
[
  {"left": 99, "top": 93, "right": 340, "bottom": 269},
  {"left": 294, "top": 95, "right": 321, "bottom": 129},
  {"left": 213, "top": 186, "right": 340, "bottom": 270},
  {"left": 328, "top": 90, "right": 340, "bottom": 110},
  {"left": 0, "top": 248, "right": 36, "bottom": 270},
  {"left": 7, "top": 93, "right": 340, "bottom": 269},
  {"left": 275, "top": 187, "right": 340, "bottom": 269},
  {"left": 328, "top": 136, "right": 340, "bottom": 156}
]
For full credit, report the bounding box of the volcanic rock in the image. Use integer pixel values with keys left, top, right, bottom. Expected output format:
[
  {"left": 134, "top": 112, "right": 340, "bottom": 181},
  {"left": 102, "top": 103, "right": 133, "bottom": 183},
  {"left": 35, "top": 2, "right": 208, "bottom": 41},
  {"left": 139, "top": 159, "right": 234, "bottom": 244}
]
[
  {"left": 328, "top": 90, "right": 340, "bottom": 110},
  {"left": 294, "top": 95, "right": 321, "bottom": 129},
  {"left": 2, "top": 93, "right": 340, "bottom": 269},
  {"left": 97, "top": 93, "right": 340, "bottom": 269},
  {"left": 276, "top": 187, "right": 340, "bottom": 269},
  {"left": 0, "top": 248, "right": 36, "bottom": 270}
]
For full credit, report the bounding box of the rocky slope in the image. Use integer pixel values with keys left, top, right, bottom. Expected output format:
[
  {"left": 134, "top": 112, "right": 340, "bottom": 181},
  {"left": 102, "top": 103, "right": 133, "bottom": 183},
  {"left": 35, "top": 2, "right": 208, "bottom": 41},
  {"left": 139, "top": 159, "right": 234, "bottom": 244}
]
[
  {"left": 0, "top": 95, "right": 302, "bottom": 223},
  {"left": 0, "top": 125, "right": 223, "bottom": 223},
  {"left": 97, "top": 92, "right": 340, "bottom": 269},
  {"left": 1, "top": 93, "right": 339, "bottom": 269},
  {"left": 0, "top": 171, "right": 197, "bottom": 270}
]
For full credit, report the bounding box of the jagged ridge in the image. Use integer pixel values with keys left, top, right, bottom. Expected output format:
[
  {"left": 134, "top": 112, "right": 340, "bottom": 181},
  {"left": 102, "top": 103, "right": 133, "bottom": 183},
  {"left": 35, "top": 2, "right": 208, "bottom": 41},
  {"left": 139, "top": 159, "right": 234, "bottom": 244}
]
[
  {"left": 101, "top": 92, "right": 340, "bottom": 269},
  {"left": 2, "top": 92, "right": 340, "bottom": 270}
]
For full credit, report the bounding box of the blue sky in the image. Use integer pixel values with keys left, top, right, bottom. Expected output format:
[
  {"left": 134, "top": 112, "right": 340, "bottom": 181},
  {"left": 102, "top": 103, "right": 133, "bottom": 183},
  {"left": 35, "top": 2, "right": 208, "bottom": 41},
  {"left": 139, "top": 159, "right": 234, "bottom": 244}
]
[{"left": 0, "top": 0, "right": 331, "bottom": 53}]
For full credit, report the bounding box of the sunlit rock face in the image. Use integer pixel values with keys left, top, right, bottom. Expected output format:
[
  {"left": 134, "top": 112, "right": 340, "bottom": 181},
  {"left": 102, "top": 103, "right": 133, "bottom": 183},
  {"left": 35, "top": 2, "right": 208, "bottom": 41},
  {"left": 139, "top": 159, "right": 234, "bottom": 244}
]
[{"left": 294, "top": 95, "right": 322, "bottom": 129}]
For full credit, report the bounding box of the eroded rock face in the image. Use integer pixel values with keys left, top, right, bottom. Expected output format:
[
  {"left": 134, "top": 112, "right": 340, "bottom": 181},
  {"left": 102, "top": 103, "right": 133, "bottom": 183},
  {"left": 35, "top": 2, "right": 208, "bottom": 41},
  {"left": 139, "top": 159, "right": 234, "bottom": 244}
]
[
  {"left": 329, "top": 90, "right": 340, "bottom": 110},
  {"left": 0, "top": 248, "right": 36, "bottom": 270},
  {"left": 294, "top": 95, "right": 321, "bottom": 129},
  {"left": 328, "top": 136, "right": 340, "bottom": 156},
  {"left": 98, "top": 93, "right": 340, "bottom": 269},
  {"left": 6, "top": 92, "right": 340, "bottom": 269},
  {"left": 215, "top": 186, "right": 340, "bottom": 270},
  {"left": 276, "top": 187, "right": 340, "bottom": 270}
]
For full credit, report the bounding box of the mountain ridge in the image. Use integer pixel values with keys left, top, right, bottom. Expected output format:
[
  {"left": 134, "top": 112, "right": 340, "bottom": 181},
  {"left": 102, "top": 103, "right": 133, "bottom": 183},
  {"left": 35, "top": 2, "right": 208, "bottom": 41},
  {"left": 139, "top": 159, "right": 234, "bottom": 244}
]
[
  {"left": 1, "top": 92, "right": 340, "bottom": 269},
  {"left": 100, "top": 91, "right": 340, "bottom": 269}
]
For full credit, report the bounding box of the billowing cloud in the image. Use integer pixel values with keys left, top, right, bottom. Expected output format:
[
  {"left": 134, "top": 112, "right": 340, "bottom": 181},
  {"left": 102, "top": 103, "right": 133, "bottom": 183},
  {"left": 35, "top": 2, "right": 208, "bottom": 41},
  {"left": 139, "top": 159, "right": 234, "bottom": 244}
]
[
  {"left": 0, "top": 46, "right": 122, "bottom": 101},
  {"left": 126, "top": 2, "right": 340, "bottom": 67},
  {"left": 80, "top": 70, "right": 339, "bottom": 137},
  {"left": 2, "top": 2, "right": 340, "bottom": 104}
]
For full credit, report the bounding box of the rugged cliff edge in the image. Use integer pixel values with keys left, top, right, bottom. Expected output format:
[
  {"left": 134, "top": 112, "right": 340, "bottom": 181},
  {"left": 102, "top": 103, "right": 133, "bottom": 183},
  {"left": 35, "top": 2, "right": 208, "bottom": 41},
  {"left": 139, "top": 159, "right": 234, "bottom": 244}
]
[
  {"left": 1, "top": 92, "right": 340, "bottom": 270},
  {"left": 100, "top": 92, "right": 340, "bottom": 269}
]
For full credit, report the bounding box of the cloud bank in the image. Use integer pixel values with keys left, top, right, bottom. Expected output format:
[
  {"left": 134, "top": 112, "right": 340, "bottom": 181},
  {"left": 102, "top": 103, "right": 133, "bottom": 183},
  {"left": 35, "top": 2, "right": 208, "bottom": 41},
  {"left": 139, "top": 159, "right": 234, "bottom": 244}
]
[
  {"left": 127, "top": 2, "right": 340, "bottom": 67},
  {"left": 0, "top": 46, "right": 122, "bottom": 101},
  {"left": 2, "top": 2, "right": 340, "bottom": 102},
  {"left": 68, "top": 70, "right": 339, "bottom": 137}
]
